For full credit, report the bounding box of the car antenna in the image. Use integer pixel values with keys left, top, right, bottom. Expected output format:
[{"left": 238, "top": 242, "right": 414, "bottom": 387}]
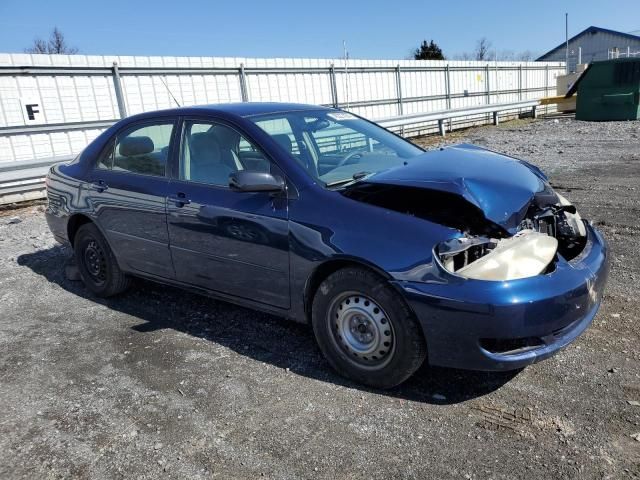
[{"left": 157, "top": 77, "right": 182, "bottom": 107}]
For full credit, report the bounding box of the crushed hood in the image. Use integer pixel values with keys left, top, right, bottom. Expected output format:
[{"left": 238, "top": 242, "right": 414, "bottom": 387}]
[{"left": 358, "top": 144, "right": 550, "bottom": 230}]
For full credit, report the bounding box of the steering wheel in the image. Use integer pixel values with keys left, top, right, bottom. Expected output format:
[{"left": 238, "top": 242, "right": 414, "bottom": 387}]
[{"left": 336, "top": 149, "right": 368, "bottom": 168}]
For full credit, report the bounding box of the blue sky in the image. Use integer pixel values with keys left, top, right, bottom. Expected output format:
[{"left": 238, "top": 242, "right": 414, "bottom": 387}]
[{"left": 0, "top": 0, "right": 639, "bottom": 59}]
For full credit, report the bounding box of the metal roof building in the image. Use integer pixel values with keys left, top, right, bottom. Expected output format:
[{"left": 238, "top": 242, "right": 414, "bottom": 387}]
[{"left": 537, "top": 26, "right": 640, "bottom": 72}]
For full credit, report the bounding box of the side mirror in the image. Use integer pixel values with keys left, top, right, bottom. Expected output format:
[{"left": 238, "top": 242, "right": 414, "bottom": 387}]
[{"left": 229, "top": 171, "right": 285, "bottom": 193}]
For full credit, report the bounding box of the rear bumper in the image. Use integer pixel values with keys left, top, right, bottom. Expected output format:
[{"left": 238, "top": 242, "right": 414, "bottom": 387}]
[
  {"left": 45, "top": 165, "right": 72, "bottom": 244},
  {"left": 45, "top": 209, "right": 69, "bottom": 245},
  {"left": 396, "top": 223, "right": 609, "bottom": 371},
  {"left": 45, "top": 184, "right": 71, "bottom": 245}
]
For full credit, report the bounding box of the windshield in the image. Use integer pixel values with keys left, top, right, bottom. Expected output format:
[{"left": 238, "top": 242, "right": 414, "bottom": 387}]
[{"left": 249, "top": 109, "right": 423, "bottom": 186}]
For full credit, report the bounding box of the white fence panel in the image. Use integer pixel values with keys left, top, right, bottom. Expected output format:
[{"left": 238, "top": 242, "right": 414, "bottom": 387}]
[{"left": 0, "top": 53, "right": 564, "bottom": 169}]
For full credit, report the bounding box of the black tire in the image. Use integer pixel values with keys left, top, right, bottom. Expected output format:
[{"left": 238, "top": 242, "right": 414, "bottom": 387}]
[
  {"left": 311, "top": 267, "right": 427, "bottom": 389},
  {"left": 74, "top": 223, "right": 130, "bottom": 297}
]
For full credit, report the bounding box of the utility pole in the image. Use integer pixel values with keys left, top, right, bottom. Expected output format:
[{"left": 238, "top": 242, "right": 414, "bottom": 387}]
[{"left": 565, "top": 13, "right": 569, "bottom": 73}]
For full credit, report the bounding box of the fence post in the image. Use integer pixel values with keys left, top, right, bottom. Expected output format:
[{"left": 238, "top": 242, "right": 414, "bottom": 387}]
[
  {"left": 545, "top": 64, "right": 549, "bottom": 115},
  {"left": 444, "top": 64, "right": 451, "bottom": 109},
  {"left": 518, "top": 64, "right": 523, "bottom": 101},
  {"left": 111, "top": 62, "right": 127, "bottom": 118},
  {"left": 485, "top": 63, "right": 490, "bottom": 105},
  {"left": 395, "top": 64, "right": 404, "bottom": 116},
  {"left": 444, "top": 64, "right": 452, "bottom": 131},
  {"left": 239, "top": 63, "right": 249, "bottom": 102},
  {"left": 494, "top": 61, "right": 499, "bottom": 103},
  {"left": 485, "top": 63, "right": 491, "bottom": 124},
  {"left": 329, "top": 64, "right": 338, "bottom": 108}
]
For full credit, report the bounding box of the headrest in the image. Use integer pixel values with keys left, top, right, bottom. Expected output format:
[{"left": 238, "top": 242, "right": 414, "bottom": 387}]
[
  {"left": 211, "top": 125, "right": 240, "bottom": 146},
  {"left": 189, "top": 132, "right": 208, "bottom": 149},
  {"left": 119, "top": 136, "right": 154, "bottom": 157},
  {"left": 191, "top": 133, "right": 221, "bottom": 159},
  {"left": 272, "top": 134, "right": 293, "bottom": 153}
]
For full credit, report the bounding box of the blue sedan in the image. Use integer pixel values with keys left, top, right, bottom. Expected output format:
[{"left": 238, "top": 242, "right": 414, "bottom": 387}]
[{"left": 45, "top": 103, "right": 609, "bottom": 388}]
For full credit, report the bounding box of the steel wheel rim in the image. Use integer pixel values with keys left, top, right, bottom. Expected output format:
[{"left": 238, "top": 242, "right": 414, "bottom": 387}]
[
  {"left": 83, "top": 239, "right": 107, "bottom": 285},
  {"left": 328, "top": 292, "right": 395, "bottom": 369}
]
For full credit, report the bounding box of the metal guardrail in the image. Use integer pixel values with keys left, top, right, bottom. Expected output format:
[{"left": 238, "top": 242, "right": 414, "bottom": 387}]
[
  {"left": 377, "top": 100, "right": 540, "bottom": 134},
  {"left": 0, "top": 120, "right": 117, "bottom": 137},
  {"left": 0, "top": 99, "right": 540, "bottom": 204},
  {"left": 0, "top": 155, "right": 74, "bottom": 203}
]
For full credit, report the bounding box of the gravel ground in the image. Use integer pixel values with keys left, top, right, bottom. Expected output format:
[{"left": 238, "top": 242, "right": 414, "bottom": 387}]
[{"left": 1, "top": 116, "right": 639, "bottom": 479}]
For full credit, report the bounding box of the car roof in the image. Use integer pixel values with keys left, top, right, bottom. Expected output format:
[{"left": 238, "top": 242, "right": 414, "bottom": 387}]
[{"left": 127, "top": 102, "right": 334, "bottom": 121}]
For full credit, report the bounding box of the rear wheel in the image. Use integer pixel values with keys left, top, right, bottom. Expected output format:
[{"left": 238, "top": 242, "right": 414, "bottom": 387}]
[
  {"left": 311, "top": 267, "right": 426, "bottom": 389},
  {"left": 74, "top": 223, "right": 130, "bottom": 297}
]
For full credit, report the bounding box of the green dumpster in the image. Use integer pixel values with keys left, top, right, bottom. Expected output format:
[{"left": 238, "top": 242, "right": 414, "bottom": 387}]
[{"left": 576, "top": 58, "right": 640, "bottom": 121}]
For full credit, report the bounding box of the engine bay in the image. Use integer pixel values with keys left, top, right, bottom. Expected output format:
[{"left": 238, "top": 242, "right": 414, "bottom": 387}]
[
  {"left": 341, "top": 179, "right": 589, "bottom": 282},
  {"left": 438, "top": 204, "right": 588, "bottom": 280}
]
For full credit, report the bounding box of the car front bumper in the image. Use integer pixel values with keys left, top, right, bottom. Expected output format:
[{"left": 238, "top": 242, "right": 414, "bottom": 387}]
[{"left": 394, "top": 223, "right": 609, "bottom": 371}]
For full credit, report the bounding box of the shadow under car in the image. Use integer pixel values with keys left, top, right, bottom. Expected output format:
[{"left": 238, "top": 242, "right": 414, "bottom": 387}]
[{"left": 17, "top": 245, "right": 521, "bottom": 404}]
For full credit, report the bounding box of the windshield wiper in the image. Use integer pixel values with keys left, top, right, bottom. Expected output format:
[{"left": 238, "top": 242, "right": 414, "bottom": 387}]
[
  {"left": 326, "top": 171, "right": 370, "bottom": 187},
  {"left": 352, "top": 171, "right": 369, "bottom": 180}
]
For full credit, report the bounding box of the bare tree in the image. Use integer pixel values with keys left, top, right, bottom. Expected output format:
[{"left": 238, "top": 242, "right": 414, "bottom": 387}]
[
  {"left": 25, "top": 27, "right": 78, "bottom": 54},
  {"left": 453, "top": 47, "right": 539, "bottom": 62},
  {"left": 516, "top": 50, "right": 534, "bottom": 61},
  {"left": 497, "top": 50, "right": 515, "bottom": 61},
  {"left": 452, "top": 52, "right": 473, "bottom": 61},
  {"left": 28, "top": 38, "right": 49, "bottom": 54},
  {"left": 474, "top": 37, "right": 492, "bottom": 61}
]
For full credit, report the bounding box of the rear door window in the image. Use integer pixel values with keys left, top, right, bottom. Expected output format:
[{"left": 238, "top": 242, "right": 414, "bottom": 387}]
[{"left": 101, "top": 122, "right": 175, "bottom": 176}]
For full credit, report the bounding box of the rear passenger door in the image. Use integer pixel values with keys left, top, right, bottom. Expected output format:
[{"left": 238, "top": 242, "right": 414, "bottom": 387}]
[
  {"left": 85, "top": 119, "right": 177, "bottom": 279},
  {"left": 166, "top": 118, "right": 290, "bottom": 309}
]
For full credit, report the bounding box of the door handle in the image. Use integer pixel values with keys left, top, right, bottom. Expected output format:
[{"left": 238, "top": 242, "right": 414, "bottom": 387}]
[
  {"left": 168, "top": 192, "right": 191, "bottom": 207},
  {"left": 88, "top": 181, "right": 108, "bottom": 192}
]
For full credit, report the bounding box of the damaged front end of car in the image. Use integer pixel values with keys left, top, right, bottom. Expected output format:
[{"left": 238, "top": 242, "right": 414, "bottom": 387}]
[
  {"left": 339, "top": 143, "right": 609, "bottom": 371},
  {"left": 342, "top": 143, "right": 590, "bottom": 283},
  {"left": 436, "top": 192, "right": 588, "bottom": 282}
]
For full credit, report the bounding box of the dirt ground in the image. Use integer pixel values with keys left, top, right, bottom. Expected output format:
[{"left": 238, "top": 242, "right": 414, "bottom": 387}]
[{"left": 1, "top": 116, "right": 639, "bottom": 479}]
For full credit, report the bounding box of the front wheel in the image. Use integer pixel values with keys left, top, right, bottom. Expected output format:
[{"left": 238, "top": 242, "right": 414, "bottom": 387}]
[
  {"left": 74, "top": 223, "right": 130, "bottom": 297},
  {"left": 311, "top": 267, "right": 427, "bottom": 389}
]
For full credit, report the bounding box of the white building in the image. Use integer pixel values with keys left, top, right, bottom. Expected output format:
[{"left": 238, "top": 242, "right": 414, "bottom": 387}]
[{"left": 537, "top": 26, "right": 640, "bottom": 72}]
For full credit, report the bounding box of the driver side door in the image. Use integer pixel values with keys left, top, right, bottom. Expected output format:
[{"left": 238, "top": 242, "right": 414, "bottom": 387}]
[{"left": 166, "top": 118, "right": 290, "bottom": 309}]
